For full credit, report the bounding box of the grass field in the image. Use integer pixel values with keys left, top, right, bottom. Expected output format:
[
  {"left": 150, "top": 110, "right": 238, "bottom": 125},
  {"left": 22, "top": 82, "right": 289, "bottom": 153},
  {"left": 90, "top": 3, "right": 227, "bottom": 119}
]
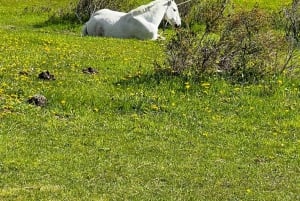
[{"left": 0, "top": 0, "right": 299, "bottom": 200}]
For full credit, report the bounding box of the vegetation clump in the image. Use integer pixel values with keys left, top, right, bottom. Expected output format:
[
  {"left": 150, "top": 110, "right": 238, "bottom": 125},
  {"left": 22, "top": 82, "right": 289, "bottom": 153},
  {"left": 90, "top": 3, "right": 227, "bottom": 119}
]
[
  {"left": 164, "top": 0, "right": 300, "bottom": 83},
  {"left": 74, "top": 0, "right": 126, "bottom": 22}
]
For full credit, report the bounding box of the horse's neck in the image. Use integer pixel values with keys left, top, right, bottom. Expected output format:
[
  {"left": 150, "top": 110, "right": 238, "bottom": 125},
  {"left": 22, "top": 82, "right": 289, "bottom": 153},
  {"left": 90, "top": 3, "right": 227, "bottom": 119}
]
[{"left": 139, "top": 3, "right": 166, "bottom": 28}]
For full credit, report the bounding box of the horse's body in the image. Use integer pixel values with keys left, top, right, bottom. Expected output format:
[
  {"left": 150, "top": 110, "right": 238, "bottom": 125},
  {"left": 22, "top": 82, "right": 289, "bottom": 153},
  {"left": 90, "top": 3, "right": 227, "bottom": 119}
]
[{"left": 82, "top": 0, "right": 181, "bottom": 40}]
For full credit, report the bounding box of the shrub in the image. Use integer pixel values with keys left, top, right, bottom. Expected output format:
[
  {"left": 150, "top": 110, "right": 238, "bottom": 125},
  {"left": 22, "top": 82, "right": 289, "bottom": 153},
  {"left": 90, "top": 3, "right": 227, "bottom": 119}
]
[
  {"left": 75, "top": 0, "right": 125, "bottom": 23},
  {"left": 165, "top": 0, "right": 228, "bottom": 78},
  {"left": 280, "top": 0, "right": 300, "bottom": 74},
  {"left": 174, "top": 0, "right": 198, "bottom": 27},
  {"left": 217, "top": 8, "right": 282, "bottom": 82},
  {"left": 285, "top": 0, "right": 300, "bottom": 44},
  {"left": 166, "top": 30, "right": 219, "bottom": 75},
  {"left": 165, "top": 1, "right": 299, "bottom": 84},
  {"left": 188, "top": 0, "right": 228, "bottom": 31}
]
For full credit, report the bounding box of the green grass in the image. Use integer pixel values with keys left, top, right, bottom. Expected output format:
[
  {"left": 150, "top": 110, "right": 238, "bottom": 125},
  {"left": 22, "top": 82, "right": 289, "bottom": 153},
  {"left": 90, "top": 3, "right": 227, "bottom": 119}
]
[
  {"left": 233, "top": 0, "right": 290, "bottom": 10},
  {"left": 0, "top": 0, "right": 299, "bottom": 200}
]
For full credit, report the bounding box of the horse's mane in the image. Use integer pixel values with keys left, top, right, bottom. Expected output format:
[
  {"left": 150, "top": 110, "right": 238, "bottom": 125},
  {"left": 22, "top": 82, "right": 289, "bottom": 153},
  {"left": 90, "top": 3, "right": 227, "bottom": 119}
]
[{"left": 129, "top": 0, "right": 167, "bottom": 16}]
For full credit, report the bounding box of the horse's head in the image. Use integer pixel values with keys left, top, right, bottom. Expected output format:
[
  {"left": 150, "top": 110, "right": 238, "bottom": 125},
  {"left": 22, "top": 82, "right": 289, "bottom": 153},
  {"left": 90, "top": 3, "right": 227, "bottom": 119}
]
[{"left": 164, "top": 0, "right": 181, "bottom": 28}]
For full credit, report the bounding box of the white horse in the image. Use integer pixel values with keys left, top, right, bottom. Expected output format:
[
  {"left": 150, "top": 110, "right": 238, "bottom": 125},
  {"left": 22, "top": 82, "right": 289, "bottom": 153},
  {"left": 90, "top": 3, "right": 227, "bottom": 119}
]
[{"left": 82, "top": 0, "right": 181, "bottom": 40}]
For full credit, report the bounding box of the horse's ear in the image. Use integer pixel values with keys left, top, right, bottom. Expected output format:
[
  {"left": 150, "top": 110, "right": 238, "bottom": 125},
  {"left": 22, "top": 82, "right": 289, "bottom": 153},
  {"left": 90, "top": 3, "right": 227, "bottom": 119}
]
[{"left": 163, "top": 0, "right": 172, "bottom": 6}]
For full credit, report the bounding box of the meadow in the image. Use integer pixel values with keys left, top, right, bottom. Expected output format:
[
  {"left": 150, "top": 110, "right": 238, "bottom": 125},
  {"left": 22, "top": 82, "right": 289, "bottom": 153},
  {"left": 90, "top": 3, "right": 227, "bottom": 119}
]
[{"left": 0, "top": 0, "right": 299, "bottom": 200}]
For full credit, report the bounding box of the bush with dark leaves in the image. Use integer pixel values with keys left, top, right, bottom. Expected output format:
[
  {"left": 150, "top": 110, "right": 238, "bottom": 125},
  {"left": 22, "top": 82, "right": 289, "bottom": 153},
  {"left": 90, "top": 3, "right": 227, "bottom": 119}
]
[{"left": 165, "top": 1, "right": 299, "bottom": 83}]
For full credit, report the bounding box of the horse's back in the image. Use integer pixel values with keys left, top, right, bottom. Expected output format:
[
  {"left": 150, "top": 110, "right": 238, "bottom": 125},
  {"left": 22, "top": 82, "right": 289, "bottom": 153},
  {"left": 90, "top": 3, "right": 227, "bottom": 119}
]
[
  {"left": 83, "top": 3, "right": 161, "bottom": 40},
  {"left": 93, "top": 9, "right": 125, "bottom": 22},
  {"left": 85, "top": 9, "right": 126, "bottom": 36}
]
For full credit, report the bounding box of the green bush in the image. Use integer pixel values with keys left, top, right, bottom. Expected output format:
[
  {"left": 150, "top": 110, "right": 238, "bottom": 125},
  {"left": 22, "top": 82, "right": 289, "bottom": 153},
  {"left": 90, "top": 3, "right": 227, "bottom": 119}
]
[
  {"left": 165, "top": 1, "right": 299, "bottom": 84},
  {"left": 284, "top": 0, "right": 300, "bottom": 46}
]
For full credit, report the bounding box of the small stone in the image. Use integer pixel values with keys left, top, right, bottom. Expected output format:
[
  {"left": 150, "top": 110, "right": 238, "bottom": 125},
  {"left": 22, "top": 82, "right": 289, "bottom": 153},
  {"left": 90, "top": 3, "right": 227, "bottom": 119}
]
[
  {"left": 82, "top": 67, "right": 98, "bottom": 74},
  {"left": 27, "top": 94, "right": 47, "bottom": 107},
  {"left": 38, "top": 71, "right": 55, "bottom": 80}
]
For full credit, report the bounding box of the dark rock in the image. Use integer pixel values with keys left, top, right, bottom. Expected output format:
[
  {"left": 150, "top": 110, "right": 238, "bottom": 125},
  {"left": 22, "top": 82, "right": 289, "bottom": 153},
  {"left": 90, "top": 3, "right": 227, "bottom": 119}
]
[
  {"left": 27, "top": 94, "right": 47, "bottom": 107},
  {"left": 38, "top": 71, "right": 55, "bottom": 80},
  {"left": 82, "top": 67, "right": 98, "bottom": 74}
]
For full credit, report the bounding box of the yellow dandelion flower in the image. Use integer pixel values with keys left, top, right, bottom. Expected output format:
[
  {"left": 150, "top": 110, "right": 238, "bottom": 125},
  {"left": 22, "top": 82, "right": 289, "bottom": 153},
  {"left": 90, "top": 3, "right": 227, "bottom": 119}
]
[
  {"left": 201, "top": 82, "right": 210, "bottom": 88},
  {"left": 131, "top": 113, "right": 139, "bottom": 119},
  {"left": 61, "top": 100, "right": 66, "bottom": 105},
  {"left": 44, "top": 46, "right": 50, "bottom": 52},
  {"left": 185, "top": 82, "right": 191, "bottom": 90},
  {"left": 151, "top": 104, "right": 159, "bottom": 111},
  {"left": 20, "top": 75, "right": 28, "bottom": 81}
]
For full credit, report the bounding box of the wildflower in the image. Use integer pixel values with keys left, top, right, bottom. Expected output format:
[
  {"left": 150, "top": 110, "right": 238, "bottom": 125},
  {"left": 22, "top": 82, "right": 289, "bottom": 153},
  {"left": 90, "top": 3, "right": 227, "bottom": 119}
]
[
  {"left": 151, "top": 104, "right": 159, "bottom": 111},
  {"left": 201, "top": 82, "right": 210, "bottom": 88},
  {"left": 131, "top": 113, "right": 139, "bottom": 119},
  {"left": 44, "top": 46, "right": 50, "bottom": 52},
  {"left": 20, "top": 75, "right": 28, "bottom": 81},
  {"left": 185, "top": 82, "right": 191, "bottom": 90},
  {"left": 277, "top": 80, "right": 283, "bottom": 85},
  {"left": 205, "top": 107, "right": 212, "bottom": 113},
  {"left": 61, "top": 100, "right": 66, "bottom": 105}
]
